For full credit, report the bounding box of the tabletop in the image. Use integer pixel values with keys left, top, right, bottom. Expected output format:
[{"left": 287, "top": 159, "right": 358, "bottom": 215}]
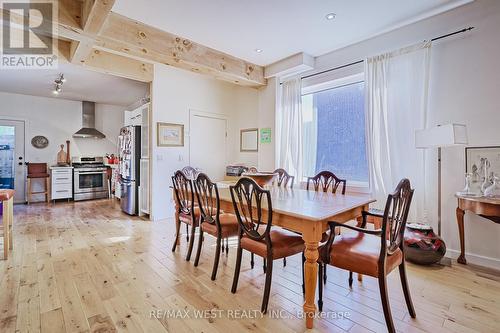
[{"left": 216, "top": 183, "right": 375, "bottom": 222}]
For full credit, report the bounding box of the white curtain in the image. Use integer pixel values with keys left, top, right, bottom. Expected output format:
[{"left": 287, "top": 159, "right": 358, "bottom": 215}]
[
  {"left": 365, "top": 41, "right": 431, "bottom": 222},
  {"left": 276, "top": 77, "right": 303, "bottom": 181}
]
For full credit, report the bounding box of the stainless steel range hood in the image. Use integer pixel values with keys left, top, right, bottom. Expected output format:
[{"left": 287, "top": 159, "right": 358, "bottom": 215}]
[{"left": 73, "top": 101, "right": 106, "bottom": 139}]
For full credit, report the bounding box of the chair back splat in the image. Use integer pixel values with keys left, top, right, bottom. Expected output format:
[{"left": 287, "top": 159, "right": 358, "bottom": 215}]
[
  {"left": 193, "top": 173, "right": 220, "bottom": 227},
  {"left": 307, "top": 170, "right": 346, "bottom": 194},
  {"left": 382, "top": 178, "right": 414, "bottom": 255},
  {"left": 230, "top": 177, "right": 272, "bottom": 242},
  {"left": 172, "top": 170, "right": 194, "bottom": 215}
]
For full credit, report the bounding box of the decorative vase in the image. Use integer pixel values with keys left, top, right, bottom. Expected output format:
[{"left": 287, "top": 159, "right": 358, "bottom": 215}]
[{"left": 404, "top": 223, "right": 446, "bottom": 265}]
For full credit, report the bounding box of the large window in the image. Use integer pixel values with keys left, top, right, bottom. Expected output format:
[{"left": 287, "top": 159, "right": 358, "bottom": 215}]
[{"left": 302, "top": 75, "right": 368, "bottom": 186}]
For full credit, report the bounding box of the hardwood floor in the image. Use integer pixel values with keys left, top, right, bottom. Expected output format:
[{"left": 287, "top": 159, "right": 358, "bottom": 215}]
[{"left": 1, "top": 199, "right": 499, "bottom": 333}]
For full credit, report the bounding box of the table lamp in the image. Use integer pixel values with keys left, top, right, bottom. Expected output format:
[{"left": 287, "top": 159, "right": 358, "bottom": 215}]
[{"left": 415, "top": 124, "right": 468, "bottom": 240}]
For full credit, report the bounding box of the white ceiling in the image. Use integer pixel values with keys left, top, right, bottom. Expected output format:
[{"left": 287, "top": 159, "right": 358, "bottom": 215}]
[
  {"left": 0, "top": 63, "right": 149, "bottom": 106},
  {"left": 113, "top": 0, "right": 471, "bottom": 66}
]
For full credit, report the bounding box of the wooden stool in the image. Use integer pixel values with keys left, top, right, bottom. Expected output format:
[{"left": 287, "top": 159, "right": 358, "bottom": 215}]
[
  {"left": 27, "top": 163, "right": 50, "bottom": 204},
  {"left": 0, "top": 189, "right": 14, "bottom": 259}
]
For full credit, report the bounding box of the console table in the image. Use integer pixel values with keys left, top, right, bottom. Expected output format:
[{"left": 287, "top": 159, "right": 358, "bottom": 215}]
[{"left": 455, "top": 194, "right": 500, "bottom": 264}]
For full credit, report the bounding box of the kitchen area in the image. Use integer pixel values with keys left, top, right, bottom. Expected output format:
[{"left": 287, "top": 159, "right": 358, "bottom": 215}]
[{"left": 0, "top": 63, "right": 151, "bottom": 218}]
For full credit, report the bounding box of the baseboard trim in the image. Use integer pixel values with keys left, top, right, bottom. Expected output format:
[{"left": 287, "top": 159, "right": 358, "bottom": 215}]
[{"left": 446, "top": 249, "right": 500, "bottom": 270}]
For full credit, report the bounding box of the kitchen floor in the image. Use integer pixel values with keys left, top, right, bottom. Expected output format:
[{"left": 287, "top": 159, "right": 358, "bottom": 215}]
[{"left": 1, "top": 199, "right": 499, "bottom": 332}]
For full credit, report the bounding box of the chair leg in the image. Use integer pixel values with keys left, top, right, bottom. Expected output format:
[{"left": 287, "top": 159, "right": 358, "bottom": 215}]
[
  {"left": 323, "top": 263, "right": 327, "bottom": 284},
  {"left": 261, "top": 256, "right": 273, "bottom": 314},
  {"left": 231, "top": 247, "right": 243, "bottom": 293},
  {"left": 186, "top": 224, "right": 189, "bottom": 242},
  {"left": 210, "top": 237, "right": 222, "bottom": 280},
  {"left": 45, "top": 178, "right": 49, "bottom": 202},
  {"left": 27, "top": 178, "right": 31, "bottom": 204},
  {"left": 399, "top": 262, "right": 416, "bottom": 318},
  {"left": 349, "top": 271, "right": 353, "bottom": 287},
  {"left": 221, "top": 238, "right": 225, "bottom": 253},
  {"left": 263, "top": 258, "right": 266, "bottom": 274},
  {"left": 378, "top": 273, "right": 396, "bottom": 333},
  {"left": 194, "top": 229, "right": 204, "bottom": 267},
  {"left": 8, "top": 199, "right": 13, "bottom": 250},
  {"left": 185, "top": 224, "right": 196, "bottom": 261},
  {"left": 301, "top": 253, "right": 305, "bottom": 294},
  {"left": 318, "top": 263, "right": 324, "bottom": 311},
  {"left": 171, "top": 220, "right": 181, "bottom": 252},
  {"left": 3, "top": 202, "right": 8, "bottom": 260},
  {"left": 250, "top": 252, "right": 254, "bottom": 269},
  {"left": 225, "top": 238, "right": 229, "bottom": 254},
  {"left": 283, "top": 257, "right": 287, "bottom": 267}
]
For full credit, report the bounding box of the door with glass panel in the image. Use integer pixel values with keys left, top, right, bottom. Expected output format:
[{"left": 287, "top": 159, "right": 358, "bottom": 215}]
[{"left": 0, "top": 120, "right": 25, "bottom": 203}]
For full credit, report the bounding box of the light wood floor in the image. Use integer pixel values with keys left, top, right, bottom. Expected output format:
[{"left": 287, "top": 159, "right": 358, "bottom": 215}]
[{"left": 1, "top": 199, "right": 499, "bottom": 333}]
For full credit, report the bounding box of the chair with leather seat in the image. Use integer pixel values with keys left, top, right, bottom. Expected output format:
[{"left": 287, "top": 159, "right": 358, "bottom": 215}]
[
  {"left": 317, "top": 178, "right": 416, "bottom": 333},
  {"left": 230, "top": 177, "right": 305, "bottom": 313},
  {"left": 193, "top": 173, "right": 240, "bottom": 280},
  {"left": 307, "top": 170, "right": 348, "bottom": 283},
  {"left": 171, "top": 170, "right": 200, "bottom": 261},
  {"left": 27, "top": 163, "right": 50, "bottom": 204}
]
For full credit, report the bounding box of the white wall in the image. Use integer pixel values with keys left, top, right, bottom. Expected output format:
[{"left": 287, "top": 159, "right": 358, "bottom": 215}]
[
  {"left": 267, "top": 0, "right": 500, "bottom": 268},
  {"left": 0, "top": 91, "right": 124, "bottom": 162},
  {"left": 0, "top": 91, "right": 124, "bottom": 202},
  {"left": 150, "top": 64, "right": 259, "bottom": 221}
]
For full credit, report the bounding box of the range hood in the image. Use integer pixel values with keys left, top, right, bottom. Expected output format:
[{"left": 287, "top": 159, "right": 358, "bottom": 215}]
[{"left": 73, "top": 101, "right": 106, "bottom": 139}]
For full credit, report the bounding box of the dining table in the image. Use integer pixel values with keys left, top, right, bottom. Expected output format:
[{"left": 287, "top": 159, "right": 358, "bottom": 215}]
[{"left": 173, "top": 182, "right": 375, "bottom": 329}]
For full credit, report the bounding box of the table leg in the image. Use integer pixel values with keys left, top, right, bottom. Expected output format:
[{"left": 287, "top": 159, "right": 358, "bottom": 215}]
[
  {"left": 302, "top": 226, "right": 322, "bottom": 329},
  {"left": 456, "top": 207, "right": 466, "bottom": 264}
]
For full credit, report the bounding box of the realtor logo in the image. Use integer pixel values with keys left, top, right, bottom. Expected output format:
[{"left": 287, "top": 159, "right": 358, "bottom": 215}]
[{"left": 1, "top": 0, "right": 58, "bottom": 69}]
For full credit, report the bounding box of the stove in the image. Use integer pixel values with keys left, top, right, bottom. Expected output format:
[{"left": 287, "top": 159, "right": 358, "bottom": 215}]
[{"left": 72, "top": 157, "right": 109, "bottom": 201}]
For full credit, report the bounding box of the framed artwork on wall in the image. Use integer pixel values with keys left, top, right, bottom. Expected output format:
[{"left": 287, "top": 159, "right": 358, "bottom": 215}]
[
  {"left": 465, "top": 146, "right": 500, "bottom": 183},
  {"left": 157, "top": 122, "right": 184, "bottom": 147},
  {"left": 240, "top": 128, "right": 258, "bottom": 152}
]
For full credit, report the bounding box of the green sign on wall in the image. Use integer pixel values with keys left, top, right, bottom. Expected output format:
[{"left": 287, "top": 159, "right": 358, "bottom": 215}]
[{"left": 260, "top": 128, "right": 271, "bottom": 144}]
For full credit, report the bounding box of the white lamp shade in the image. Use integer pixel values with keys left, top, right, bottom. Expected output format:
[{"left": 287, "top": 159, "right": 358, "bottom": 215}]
[{"left": 415, "top": 124, "right": 468, "bottom": 148}]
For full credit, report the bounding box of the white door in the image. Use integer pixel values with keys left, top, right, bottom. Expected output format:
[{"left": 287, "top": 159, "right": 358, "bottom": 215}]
[
  {"left": 0, "top": 120, "right": 25, "bottom": 203},
  {"left": 190, "top": 113, "right": 227, "bottom": 181}
]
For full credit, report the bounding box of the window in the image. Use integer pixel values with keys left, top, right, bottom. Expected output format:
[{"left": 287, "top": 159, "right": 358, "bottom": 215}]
[{"left": 301, "top": 74, "right": 368, "bottom": 186}]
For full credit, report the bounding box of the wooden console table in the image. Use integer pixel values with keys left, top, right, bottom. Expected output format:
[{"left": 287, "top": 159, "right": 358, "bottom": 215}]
[{"left": 455, "top": 194, "right": 500, "bottom": 264}]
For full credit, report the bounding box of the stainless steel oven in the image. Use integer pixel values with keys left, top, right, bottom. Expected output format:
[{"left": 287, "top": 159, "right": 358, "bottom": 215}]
[{"left": 72, "top": 157, "right": 109, "bottom": 201}]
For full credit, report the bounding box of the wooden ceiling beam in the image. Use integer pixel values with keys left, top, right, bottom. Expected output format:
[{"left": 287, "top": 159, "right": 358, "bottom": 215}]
[
  {"left": 96, "top": 13, "right": 265, "bottom": 86},
  {"left": 59, "top": 40, "right": 153, "bottom": 82},
  {"left": 70, "top": 0, "right": 115, "bottom": 64}
]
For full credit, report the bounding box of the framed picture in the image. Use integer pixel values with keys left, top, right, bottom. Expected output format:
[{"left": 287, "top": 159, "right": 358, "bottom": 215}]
[
  {"left": 157, "top": 122, "right": 184, "bottom": 147},
  {"left": 260, "top": 128, "right": 271, "bottom": 144},
  {"left": 465, "top": 146, "right": 500, "bottom": 183},
  {"left": 240, "top": 128, "right": 258, "bottom": 152}
]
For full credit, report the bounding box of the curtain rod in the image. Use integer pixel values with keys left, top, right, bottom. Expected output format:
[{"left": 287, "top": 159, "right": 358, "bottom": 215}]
[{"left": 287, "top": 26, "right": 474, "bottom": 82}]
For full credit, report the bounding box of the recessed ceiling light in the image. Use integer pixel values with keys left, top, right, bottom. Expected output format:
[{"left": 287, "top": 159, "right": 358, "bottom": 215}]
[
  {"left": 325, "top": 13, "right": 336, "bottom": 20},
  {"left": 255, "top": 48, "right": 263, "bottom": 53}
]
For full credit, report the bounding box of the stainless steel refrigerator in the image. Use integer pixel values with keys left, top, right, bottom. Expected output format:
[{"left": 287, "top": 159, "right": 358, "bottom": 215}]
[{"left": 118, "top": 126, "right": 141, "bottom": 215}]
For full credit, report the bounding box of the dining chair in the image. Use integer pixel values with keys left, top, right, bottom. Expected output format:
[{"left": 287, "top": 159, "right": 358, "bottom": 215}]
[
  {"left": 317, "top": 179, "right": 416, "bottom": 333},
  {"left": 193, "top": 173, "right": 240, "bottom": 280},
  {"left": 306, "top": 170, "right": 346, "bottom": 194},
  {"left": 230, "top": 177, "right": 305, "bottom": 313},
  {"left": 307, "top": 170, "right": 348, "bottom": 283},
  {"left": 171, "top": 170, "right": 200, "bottom": 261},
  {"left": 26, "top": 162, "right": 50, "bottom": 203},
  {"left": 273, "top": 168, "right": 294, "bottom": 188},
  {"left": 247, "top": 166, "right": 258, "bottom": 173}
]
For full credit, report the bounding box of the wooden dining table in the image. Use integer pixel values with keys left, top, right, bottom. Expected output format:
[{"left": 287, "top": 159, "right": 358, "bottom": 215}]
[{"left": 174, "top": 183, "right": 375, "bottom": 329}]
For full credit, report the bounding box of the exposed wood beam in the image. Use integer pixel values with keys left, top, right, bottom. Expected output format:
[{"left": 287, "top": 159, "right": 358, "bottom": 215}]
[
  {"left": 59, "top": 40, "right": 153, "bottom": 82},
  {"left": 96, "top": 13, "right": 265, "bottom": 86},
  {"left": 70, "top": 0, "right": 115, "bottom": 64}
]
